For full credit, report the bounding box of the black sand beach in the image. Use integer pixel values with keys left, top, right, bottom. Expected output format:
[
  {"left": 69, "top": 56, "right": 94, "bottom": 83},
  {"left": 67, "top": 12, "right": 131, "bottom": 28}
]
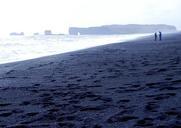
[{"left": 0, "top": 33, "right": 181, "bottom": 128}]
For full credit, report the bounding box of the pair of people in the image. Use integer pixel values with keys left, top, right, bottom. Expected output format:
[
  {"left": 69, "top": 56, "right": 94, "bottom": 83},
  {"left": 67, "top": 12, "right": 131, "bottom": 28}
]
[{"left": 154, "top": 31, "right": 162, "bottom": 41}]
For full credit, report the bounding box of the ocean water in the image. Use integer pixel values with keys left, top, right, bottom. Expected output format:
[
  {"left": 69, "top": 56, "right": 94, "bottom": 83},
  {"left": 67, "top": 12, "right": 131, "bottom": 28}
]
[{"left": 0, "top": 34, "right": 148, "bottom": 64}]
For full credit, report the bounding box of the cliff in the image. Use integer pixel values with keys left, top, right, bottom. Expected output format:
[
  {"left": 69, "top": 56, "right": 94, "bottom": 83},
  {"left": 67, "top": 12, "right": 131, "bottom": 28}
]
[{"left": 69, "top": 24, "right": 177, "bottom": 35}]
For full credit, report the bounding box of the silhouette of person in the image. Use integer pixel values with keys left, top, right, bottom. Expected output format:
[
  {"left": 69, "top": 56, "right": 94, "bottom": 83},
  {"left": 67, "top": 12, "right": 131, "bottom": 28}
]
[
  {"left": 154, "top": 32, "right": 157, "bottom": 41},
  {"left": 159, "top": 31, "right": 162, "bottom": 41}
]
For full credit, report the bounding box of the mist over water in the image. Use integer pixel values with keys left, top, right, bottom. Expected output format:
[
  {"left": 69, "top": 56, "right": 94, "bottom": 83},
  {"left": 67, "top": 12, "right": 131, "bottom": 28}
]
[{"left": 0, "top": 34, "right": 149, "bottom": 64}]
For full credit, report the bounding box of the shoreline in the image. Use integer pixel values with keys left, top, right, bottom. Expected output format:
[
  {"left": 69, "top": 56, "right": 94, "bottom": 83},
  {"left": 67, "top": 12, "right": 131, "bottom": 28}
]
[
  {"left": 0, "top": 34, "right": 149, "bottom": 78},
  {"left": 0, "top": 32, "right": 181, "bottom": 127},
  {"left": 0, "top": 33, "right": 149, "bottom": 65}
]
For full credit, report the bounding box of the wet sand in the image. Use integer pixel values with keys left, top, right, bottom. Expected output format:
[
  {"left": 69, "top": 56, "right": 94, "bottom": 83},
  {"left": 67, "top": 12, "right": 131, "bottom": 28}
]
[{"left": 0, "top": 33, "right": 181, "bottom": 128}]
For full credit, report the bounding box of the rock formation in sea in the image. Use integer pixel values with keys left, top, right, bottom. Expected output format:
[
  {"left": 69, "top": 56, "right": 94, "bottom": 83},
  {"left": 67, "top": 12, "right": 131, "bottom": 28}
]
[
  {"left": 10, "top": 32, "right": 24, "bottom": 36},
  {"left": 69, "top": 24, "right": 177, "bottom": 35},
  {"left": 44, "top": 30, "right": 52, "bottom": 35}
]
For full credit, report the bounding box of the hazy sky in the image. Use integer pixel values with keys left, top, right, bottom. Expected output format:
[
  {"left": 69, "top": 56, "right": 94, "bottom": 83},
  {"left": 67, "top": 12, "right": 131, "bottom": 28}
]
[{"left": 0, "top": 0, "right": 180, "bottom": 36}]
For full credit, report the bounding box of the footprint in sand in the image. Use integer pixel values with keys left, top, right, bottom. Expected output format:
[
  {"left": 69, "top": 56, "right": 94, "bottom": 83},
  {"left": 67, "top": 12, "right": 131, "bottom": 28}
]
[
  {"left": 145, "top": 102, "right": 159, "bottom": 112},
  {"left": 68, "top": 76, "right": 79, "bottom": 80},
  {"left": 58, "top": 122, "right": 75, "bottom": 128},
  {"left": 57, "top": 115, "right": 76, "bottom": 122},
  {"left": 0, "top": 76, "right": 17, "bottom": 79},
  {"left": 0, "top": 103, "right": 11, "bottom": 107},
  {"left": 171, "top": 79, "right": 181, "bottom": 84},
  {"left": 12, "top": 109, "right": 24, "bottom": 114},
  {"left": 107, "top": 114, "right": 138, "bottom": 123},
  {"left": 48, "top": 108, "right": 60, "bottom": 113},
  {"left": 146, "top": 93, "right": 176, "bottom": 101},
  {"left": 80, "top": 105, "right": 107, "bottom": 112},
  {"left": 94, "top": 79, "right": 101, "bottom": 83},
  {"left": 6, "top": 70, "right": 15, "bottom": 75},
  {"left": 117, "top": 99, "right": 130, "bottom": 104},
  {"left": 19, "top": 101, "right": 31, "bottom": 106},
  {"left": 165, "top": 109, "right": 181, "bottom": 118},
  {"left": 145, "top": 82, "right": 164, "bottom": 89},
  {"left": 0, "top": 112, "right": 12, "bottom": 117},
  {"left": 157, "top": 68, "right": 167, "bottom": 72},
  {"left": 134, "top": 118, "right": 154, "bottom": 127},
  {"left": 165, "top": 77, "right": 173, "bottom": 81},
  {"left": 25, "top": 112, "right": 39, "bottom": 117},
  {"left": 87, "top": 85, "right": 102, "bottom": 88},
  {"left": 33, "top": 83, "right": 41, "bottom": 87},
  {"left": 51, "top": 79, "right": 56, "bottom": 82}
]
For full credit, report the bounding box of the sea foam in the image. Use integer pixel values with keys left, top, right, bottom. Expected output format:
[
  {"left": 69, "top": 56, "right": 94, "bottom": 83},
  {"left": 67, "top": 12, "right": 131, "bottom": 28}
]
[{"left": 0, "top": 34, "right": 149, "bottom": 64}]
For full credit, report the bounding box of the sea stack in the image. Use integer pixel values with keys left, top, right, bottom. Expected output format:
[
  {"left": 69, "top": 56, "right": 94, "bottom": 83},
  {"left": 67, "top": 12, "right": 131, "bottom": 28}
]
[{"left": 44, "top": 30, "right": 52, "bottom": 35}]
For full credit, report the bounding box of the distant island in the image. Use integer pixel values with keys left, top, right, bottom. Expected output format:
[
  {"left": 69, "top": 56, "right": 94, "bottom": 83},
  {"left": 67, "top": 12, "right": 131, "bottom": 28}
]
[
  {"left": 10, "top": 32, "right": 24, "bottom": 36},
  {"left": 44, "top": 30, "right": 65, "bottom": 36},
  {"left": 69, "top": 24, "right": 177, "bottom": 35}
]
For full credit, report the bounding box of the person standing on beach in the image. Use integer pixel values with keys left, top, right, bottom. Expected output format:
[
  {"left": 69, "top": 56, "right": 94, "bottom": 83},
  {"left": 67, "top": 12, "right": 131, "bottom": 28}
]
[
  {"left": 159, "top": 31, "right": 162, "bottom": 41},
  {"left": 154, "top": 32, "right": 157, "bottom": 41}
]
